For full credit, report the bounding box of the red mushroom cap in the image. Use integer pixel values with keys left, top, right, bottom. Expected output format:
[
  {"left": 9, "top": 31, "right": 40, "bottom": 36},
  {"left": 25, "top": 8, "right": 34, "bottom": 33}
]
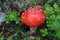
[{"left": 21, "top": 7, "right": 46, "bottom": 27}]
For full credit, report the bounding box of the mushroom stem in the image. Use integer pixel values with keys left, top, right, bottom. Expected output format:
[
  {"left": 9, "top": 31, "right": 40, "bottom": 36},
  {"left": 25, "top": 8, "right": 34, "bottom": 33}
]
[
  {"left": 29, "top": 27, "right": 37, "bottom": 40},
  {"left": 30, "top": 27, "right": 36, "bottom": 34}
]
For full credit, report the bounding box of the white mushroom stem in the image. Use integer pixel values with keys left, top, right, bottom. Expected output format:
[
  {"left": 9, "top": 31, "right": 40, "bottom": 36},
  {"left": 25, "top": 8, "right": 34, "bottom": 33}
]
[
  {"left": 30, "top": 27, "right": 37, "bottom": 40},
  {"left": 30, "top": 27, "right": 36, "bottom": 34}
]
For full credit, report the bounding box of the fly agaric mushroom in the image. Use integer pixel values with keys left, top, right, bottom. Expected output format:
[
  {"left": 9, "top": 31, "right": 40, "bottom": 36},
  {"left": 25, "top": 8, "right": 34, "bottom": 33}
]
[
  {"left": 21, "top": 7, "right": 46, "bottom": 39},
  {"left": 21, "top": 7, "right": 46, "bottom": 27}
]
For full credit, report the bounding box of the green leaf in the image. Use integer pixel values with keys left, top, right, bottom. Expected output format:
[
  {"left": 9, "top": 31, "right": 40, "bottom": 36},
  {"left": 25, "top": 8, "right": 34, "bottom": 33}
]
[
  {"left": 6, "top": 21, "right": 9, "bottom": 23},
  {"left": 54, "top": 3, "right": 60, "bottom": 13},
  {"left": 15, "top": 18, "right": 20, "bottom": 24},
  {"left": 52, "top": 21, "right": 60, "bottom": 31},
  {"left": 49, "top": 14, "right": 56, "bottom": 21},
  {"left": 7, "top": 37, "right": 13, "bottom": 40},
  {"left": 54, "top": 3, "right": 58, "bottom": 9},
  {"left": 23, "top": 37, "right": 31, "bottom": 40},
  {"left": 47, "top": 0, "right": 53, "bottom": 3},
  {"left": 0, "top": 36, "right": 4, "bottom": 40},
  {"left": 5, "top": 11, "right": 20, "bottom": 24},
  {"left": 56, "top": 31, "right": 60, "bottom": 38},
  {"left": 40, "top": 29, "right": 48, "bottom": 37},
  {"left": 35, "top": 36, "right": 41, "bottom": 40},
  {"left": 44, "top": 4, "right": 55, "bottom": 16},
  {"left": 56, "top": 15, "right": 60, "bottom": 21}
]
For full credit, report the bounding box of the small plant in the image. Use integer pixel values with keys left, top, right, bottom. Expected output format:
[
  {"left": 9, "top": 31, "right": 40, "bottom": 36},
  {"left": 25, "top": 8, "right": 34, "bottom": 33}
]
[
  {"left": 35, "top": 36, "right": 41, "bottom": 40},
  {"left": 5, "top": 11, "right": 20, "bottom": 24},
  {"left": 23, "top": 37, "right": 31, "bottom": 40},
  {"left": 44, "top": 2, "right": 60, "bottom": 39},
  {"left": 40, "top": 28, "right": 48, "bottom": 37},
  {"left": 0, "top": 36, "right": 4, "bottom": 40}
]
